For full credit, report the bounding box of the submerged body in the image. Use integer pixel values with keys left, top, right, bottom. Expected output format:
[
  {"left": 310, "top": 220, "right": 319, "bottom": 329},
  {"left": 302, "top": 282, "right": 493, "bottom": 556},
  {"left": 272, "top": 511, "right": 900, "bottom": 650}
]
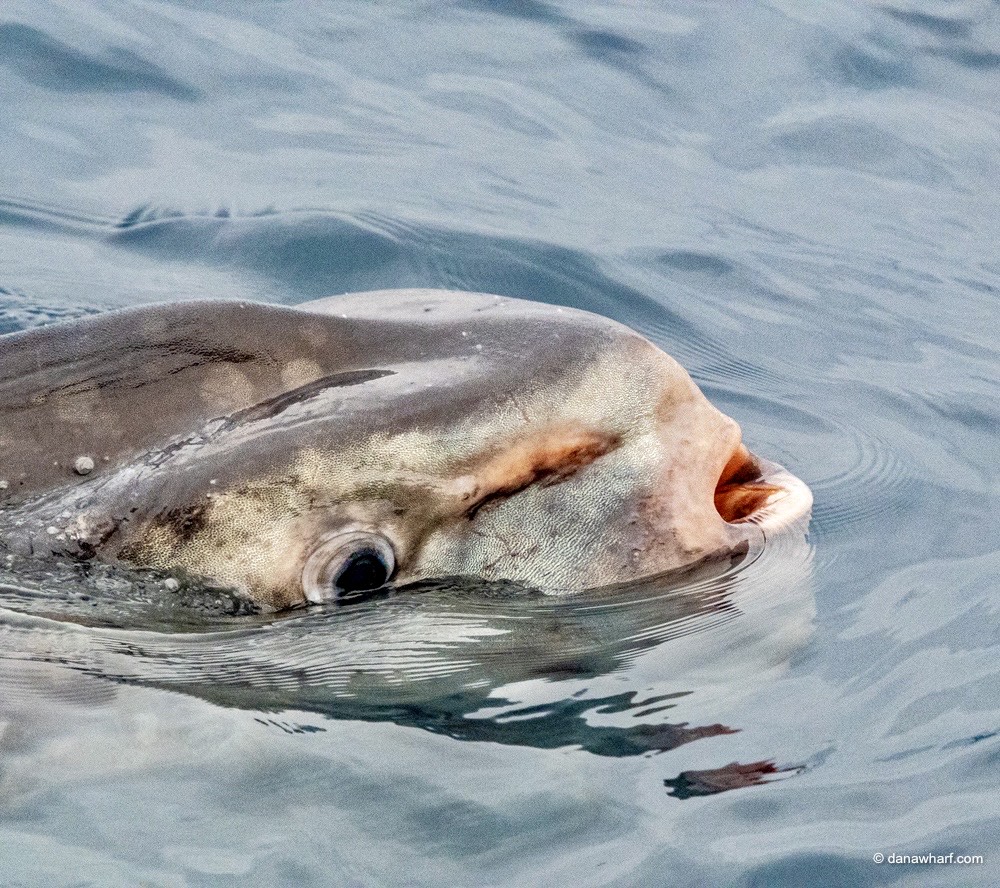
[{"left": 0, "top": 290, "right": 811, "bottom": 609}]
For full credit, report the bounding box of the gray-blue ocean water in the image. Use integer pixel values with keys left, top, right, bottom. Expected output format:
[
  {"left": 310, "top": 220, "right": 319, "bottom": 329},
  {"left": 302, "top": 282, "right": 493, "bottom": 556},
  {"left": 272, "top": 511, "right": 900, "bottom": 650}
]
[{"left": 1, "top": 1, "right": 998, "bottom": 886}]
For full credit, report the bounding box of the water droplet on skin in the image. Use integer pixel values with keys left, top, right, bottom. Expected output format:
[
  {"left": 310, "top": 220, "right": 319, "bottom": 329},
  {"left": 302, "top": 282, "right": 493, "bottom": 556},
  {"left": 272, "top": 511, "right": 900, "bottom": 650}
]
[{"left": 74, "top": 456, "right": 95, "bottom": 476}]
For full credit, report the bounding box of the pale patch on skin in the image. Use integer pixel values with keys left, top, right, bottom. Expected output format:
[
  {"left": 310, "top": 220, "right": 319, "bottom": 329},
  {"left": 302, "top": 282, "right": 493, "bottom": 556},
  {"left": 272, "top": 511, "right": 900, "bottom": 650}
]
[
  {"left": 199, "top": 365, "right": 256, "bottom": 412},
  {"left": 299, "top": 321, "right": 329, "bottom": 349},
  {"left": 54, "top": 386, "right": 102, "bottom": 426},
  {"left": 280, "top": 358, "right": 323, "bottom": 389}
]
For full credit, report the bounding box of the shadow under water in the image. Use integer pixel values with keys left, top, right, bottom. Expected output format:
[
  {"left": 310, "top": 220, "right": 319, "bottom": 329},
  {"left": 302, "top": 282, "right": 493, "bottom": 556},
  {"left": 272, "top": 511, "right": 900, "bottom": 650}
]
[{"left": 0, "top": 529, "right": 813, "bottom": 781}]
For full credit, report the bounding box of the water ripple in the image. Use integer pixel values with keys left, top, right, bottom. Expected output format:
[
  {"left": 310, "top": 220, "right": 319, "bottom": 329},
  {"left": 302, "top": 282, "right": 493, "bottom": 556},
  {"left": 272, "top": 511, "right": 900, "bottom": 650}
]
[
  {"left": 0, "top": 22, "right": 200, "bottom": 100},
  {"left": 0, "top": 528, "right": 810, "bottom": 719}
]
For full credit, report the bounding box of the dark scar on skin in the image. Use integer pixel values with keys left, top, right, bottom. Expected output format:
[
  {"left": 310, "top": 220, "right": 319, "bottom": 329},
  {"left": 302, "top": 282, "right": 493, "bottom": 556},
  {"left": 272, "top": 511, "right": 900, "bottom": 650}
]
[
  {"left": 160, "top": 501, "right": 210, "bottom": 543},
  {"left": 222, "top": 368, "right": 395, "bottom": 427}
]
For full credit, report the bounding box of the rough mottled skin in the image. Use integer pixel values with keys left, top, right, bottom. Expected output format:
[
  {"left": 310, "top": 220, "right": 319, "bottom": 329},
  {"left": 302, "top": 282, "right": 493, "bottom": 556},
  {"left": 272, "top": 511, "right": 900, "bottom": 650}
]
[{"left": 0, "top": 290, "right": 811, "bottom": 609}]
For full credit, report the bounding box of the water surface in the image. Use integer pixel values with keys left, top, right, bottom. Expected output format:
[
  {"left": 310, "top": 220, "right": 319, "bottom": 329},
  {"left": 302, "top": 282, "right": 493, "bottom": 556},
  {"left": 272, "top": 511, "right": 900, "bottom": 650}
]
[{"left": 1, "top": 1, "right": 998, "bottom": 886}]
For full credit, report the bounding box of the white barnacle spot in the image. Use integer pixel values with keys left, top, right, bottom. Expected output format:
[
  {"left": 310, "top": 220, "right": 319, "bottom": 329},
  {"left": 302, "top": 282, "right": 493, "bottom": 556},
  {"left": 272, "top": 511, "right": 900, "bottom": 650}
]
[
  {"left": 46, "top": 526, "right": 58, "bottom": 535},
  {"left": 74, "top": 456, "right": 95, "bottom": 476},
  {"left": 280, "top": 358, "right": 322, "bottom": 389},
  {"left": 0, "top": 480, "right": 8, "bottom": 490},
  {"left": 163, "top": 578, "right": 180, "bottom": 591},
  {"left": 200, "top": 365, "right": 255, "bottom": 411}
]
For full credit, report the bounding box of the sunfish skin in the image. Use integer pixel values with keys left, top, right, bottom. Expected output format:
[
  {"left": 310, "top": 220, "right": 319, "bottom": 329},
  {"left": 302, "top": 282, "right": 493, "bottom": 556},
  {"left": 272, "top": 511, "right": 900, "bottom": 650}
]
[{"left": 0, "top": 289, "right": 811, "bottom": 610}]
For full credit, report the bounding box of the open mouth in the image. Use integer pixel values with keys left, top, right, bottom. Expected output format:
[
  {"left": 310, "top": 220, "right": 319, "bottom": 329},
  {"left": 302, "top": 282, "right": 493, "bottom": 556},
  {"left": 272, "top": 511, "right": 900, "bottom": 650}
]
[{"left": 714, "top": 444, "right": 811, "bottom": 528}]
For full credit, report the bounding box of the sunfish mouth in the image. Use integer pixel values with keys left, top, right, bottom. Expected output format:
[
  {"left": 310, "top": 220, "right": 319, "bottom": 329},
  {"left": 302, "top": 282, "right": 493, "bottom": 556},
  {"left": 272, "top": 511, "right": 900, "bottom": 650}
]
[{"left": 715, "top": 444, "right": 813, "bottom": 532}]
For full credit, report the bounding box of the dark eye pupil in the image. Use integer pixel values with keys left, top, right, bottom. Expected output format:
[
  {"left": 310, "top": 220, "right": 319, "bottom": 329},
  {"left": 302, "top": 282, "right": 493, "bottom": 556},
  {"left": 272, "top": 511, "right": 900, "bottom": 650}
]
[{"left": 334, "top": 549, "right": 389, "bottom": 594}]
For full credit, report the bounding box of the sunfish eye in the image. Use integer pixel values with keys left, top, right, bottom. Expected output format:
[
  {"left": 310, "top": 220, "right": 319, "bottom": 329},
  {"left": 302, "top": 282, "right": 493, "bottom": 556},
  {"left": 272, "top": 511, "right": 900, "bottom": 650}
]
[
  {"left": 302, "top": 531, "right": 396, "bottom": 604},
  {"left": 335, "top": 548, "right": 389, "bottom": 592}
]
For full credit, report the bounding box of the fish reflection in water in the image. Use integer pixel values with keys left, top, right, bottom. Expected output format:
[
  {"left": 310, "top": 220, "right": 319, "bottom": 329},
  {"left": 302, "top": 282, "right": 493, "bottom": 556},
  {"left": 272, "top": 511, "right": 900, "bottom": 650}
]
[
  {"left": 664, "top": 760, "right": 799, "bottom": 799},
  {"left": 0, "top": 527, "right": 812, "bottom": 801}
]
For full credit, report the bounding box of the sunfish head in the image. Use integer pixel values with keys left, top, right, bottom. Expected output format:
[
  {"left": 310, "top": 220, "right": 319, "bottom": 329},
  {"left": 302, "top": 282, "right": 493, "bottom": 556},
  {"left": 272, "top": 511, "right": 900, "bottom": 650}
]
[{"left": 0, "top": 289, "right": 811, "bottom": 610}]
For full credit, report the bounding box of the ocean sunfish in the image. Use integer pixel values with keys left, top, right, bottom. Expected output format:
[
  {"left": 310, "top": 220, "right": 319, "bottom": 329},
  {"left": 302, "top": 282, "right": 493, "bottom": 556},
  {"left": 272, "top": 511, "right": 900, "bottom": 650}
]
[{"left": 0, "top": 289, "right": 811, "bottom": 610}]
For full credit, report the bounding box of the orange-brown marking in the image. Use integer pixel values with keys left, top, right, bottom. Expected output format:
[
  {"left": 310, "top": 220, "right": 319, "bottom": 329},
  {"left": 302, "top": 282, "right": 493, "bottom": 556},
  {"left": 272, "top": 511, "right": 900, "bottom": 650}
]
[{"left": 463, "top": 425, "right": 621, "bottom": 518}]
